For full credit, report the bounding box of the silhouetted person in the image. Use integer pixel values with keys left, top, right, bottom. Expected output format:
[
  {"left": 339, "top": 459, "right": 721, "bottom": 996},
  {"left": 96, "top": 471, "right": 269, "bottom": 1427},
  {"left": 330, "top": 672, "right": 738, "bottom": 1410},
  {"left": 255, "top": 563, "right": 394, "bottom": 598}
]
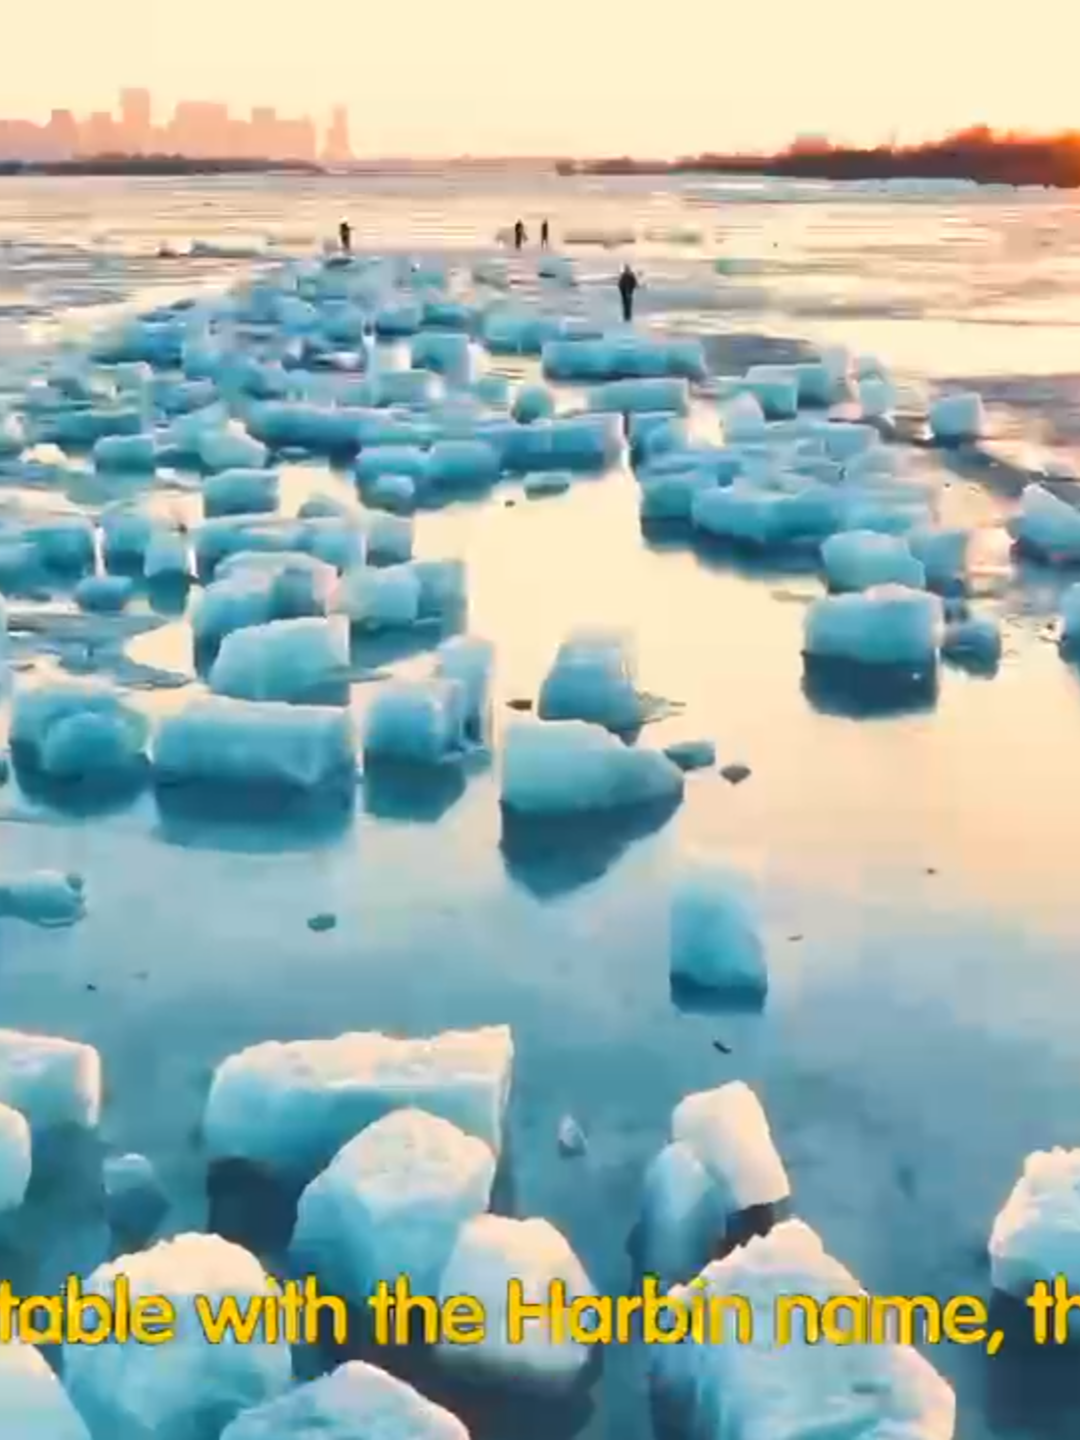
[
  {"left": 540, "top": 219, "right": 550, "bottom": 248},
  {"left": 339, "top": 220, "right": 352, "bottom": 254},
  {"left": 513, "top": 219, "right": 527, "bottom": 250},
  {"left": 618, "top": 264, "right": 639, "bottom": 322}
]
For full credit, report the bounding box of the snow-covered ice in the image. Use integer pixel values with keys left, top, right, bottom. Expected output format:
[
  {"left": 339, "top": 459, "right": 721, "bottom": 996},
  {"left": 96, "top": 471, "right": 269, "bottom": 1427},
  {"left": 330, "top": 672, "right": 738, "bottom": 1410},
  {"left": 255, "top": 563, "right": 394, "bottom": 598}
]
[
  {"left": 64, "top": 1233, "right": 292, "bottom": 1440},
  {"left": 0, "top": 1102, "right": 31, "bottom": 1210},
  {"left": 436, "top": 1215, "right": 597, "bottom": 1392},
  {"left": 804, "top": 586, "right": 944, "bottom": 668},
  {"left": 204, "top": 1024, "right": 514, "bottom": 1179},
  {"left": 0, "top": 1341, "right": 91, "bottom": 1440},
  {"left": 0, "top": 1028, "right": 101, "bottom": 1129},
  {"left": 154, "top": 697, "right": 357, "bottom": 791},
  {"left": 209, "top": 616, "right": 351, "bottom": 705},
  {"left": 220, "top": 1362, "right": 470, "bottom": 1440},
  {"left": 501, "top": 720, "right": 684, "bottom": 816},
  {"left": 192, "top": 557, "right": 336, "bottom": 645},
  {"left": 671, "top": 1081, "right": 790, "bottom": 1211},
  {"left": 291, "top": 1108, "right": 496, "bottom": 1304},
  {"left": 821, "top": 531, "right": 927, "bottom": 592},
  {"left": 363, "top": 679, "right": 469, "bottom": 766},
  {"left": 989, "top": 1148, "right": 1080, "bottom": 1300},
  {"left": 537, "top": 629, "right": 645, "bottom": 731},
  {"left": 670, "top": 854, "right": 767, "bottom": 1000},
  {"left": 651, "top": 1220, "right": 956, "bottom": 1440},
  {"left": 929, "top": 391, "right": 985, "bottom": 443}
]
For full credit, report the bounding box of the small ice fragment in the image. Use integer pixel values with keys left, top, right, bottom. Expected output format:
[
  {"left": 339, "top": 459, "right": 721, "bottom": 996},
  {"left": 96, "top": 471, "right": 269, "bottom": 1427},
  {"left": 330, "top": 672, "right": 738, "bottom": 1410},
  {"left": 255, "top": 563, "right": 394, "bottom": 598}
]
[
  {"left": 557, "top": 1114, "right": 588, "bottom": 1157},
  {"left": 103, "top": 1152, "right": 169, "bottom": 1239},
  {"left": 663, "top": 738, "right": 717, "bottom": 771},
  {"left": 0, "top": 871, "right": 87, "bottom": 928},
  {"left": 0, "top": 1103, "right": 31, "bottom": 1211},
  {"left": 929, "top": 392, "right": 985, "bottom": 443},
  {"left": 670, "top": 855, "right": 767, "bottom": 1001}
]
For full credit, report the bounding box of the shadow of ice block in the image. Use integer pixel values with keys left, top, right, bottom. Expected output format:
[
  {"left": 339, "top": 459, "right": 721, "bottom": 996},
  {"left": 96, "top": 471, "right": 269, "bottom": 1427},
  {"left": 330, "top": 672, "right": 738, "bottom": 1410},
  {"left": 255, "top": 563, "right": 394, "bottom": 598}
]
[{"left": 499, "top": 797, "right": 681, "bottom": 901}]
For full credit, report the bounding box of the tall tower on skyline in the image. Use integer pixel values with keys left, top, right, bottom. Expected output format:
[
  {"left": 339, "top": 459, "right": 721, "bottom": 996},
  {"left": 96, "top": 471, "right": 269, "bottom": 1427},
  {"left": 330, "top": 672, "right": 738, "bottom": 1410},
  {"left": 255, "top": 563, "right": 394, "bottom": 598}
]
[
  {"left": 119, "top": 88, "right": 153, "bottom": 153},
  {"left": 323, "top": 105, "right": 353, "bottom": 164}
]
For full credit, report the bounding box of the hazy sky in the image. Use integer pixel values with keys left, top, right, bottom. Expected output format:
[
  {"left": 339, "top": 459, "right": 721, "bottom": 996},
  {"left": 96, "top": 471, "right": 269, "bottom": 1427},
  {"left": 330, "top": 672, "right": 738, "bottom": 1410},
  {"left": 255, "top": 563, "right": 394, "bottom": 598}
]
[{"left": 9, "top": 0, "right": 1080, "bottom": 156}]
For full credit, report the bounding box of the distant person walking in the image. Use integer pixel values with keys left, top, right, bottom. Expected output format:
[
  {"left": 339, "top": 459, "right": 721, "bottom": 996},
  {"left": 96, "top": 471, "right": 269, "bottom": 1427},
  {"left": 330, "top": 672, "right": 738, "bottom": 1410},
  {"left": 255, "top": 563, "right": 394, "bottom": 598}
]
[
  {"left": 540, "top": 219, "right": 550, "bottom": 248},
  {"left": 339, "top": 220, "right": 352, "bottom": 254},
  {"left": 513, "top": 219, "right": 527, "bottom": 251},
  {"left": 617, "top": 263, "right": 639, "bottom": 322}
]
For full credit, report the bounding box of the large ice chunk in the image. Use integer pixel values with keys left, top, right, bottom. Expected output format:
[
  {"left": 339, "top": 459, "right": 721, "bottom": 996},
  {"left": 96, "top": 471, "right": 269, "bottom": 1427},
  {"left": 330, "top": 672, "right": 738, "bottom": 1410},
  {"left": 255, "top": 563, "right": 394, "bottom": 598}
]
[
  {"left": 670, "top": 854, "right": 767, "bottom": 1001},
  {"left": 192, "top": 557, "right": 336, "bottom": 646},
  {"left": 989, "top": 1148, "right": 1080, "bottom": 1299},
  {"left": 513, "top": 385, "right": 555, "bottom": 424},
  {"left": 11, "top": 683, "right": 150, "bottom": 779},
  {"left": 203, "top": 468, "right": 280, "bottom": 519},
  {"left": 638, "top": 1141, "right": 731, "bottom": 1290},
  {"left": 28, "top": 515, "right": 96, "bottom": 573},
  {"left": 64, "top": 1234, "right": 291, "bottom": 1440},
  {"left": 154, "top": 697, "right": 357, "bottom": 791},
  {"left": 247, "top": 402, "right": 365, "bottom": 455},
  {"left": 435, "top": 636, "right": 494, "bottom": 743},
  {"left": 355, "top": 444, "right": 431, "bottom": 488},
  {"left": 588, "top": 378, "right": 690, "bottom": 417},
  {"left": 909, "top": 526, "right": 971, "bottom": 590},
  {"left": 804, "top": 586, "right": 944, "bottom": 668},
  {"left": 291, "top": 1108, "right": 496, "bottom": 1304},
  {"left": 205, "top": 1025, "right": 513, "bottom": 1179},
  {"left": 930, "top": 391, "right": 985, "bottom": 443},
  {"left": 501, "top": 719, "right": 684, "bottom": 816},
  {"left": 411, "top": 331, "right": 475, "bottom": 384},
  {"left": 543, "top": 336, "right": 707, "bottom": 382},
  {"left": 362, "top": 679, "right": 468, "bottom": 765},
  {"left": 671, "top": 1082, "right": 789, "bottom": 1211},
  {"left": 220, "top": 1362, "right": 470, "bottom": 1440},
  {"left": 427, "top": 439, "right": 501, "bottom": 490},
  {"left": 720, "top": 393, "right": 767, "bottom": 443},
  {"left": 500, "top": 414, "right": 623, "bottom": 474},
  {"left": 743, "top": 366, "right": 798, "bottom": 420},
  {"left": 196, "top": 425, "right": 269, "bottom": 472},
  {"left": 338, "top": 564, "right": 421, "bottom": 630},
  {"left": 640, "top": 469, "right": 717, "bottom": 523},
  {"left": 651, "top": 1220, "right": 956, "bottom": 1440},
  {"left": 1014, "top": 484, "right": 1080, "bottom": 564},
  {"left": 821, "top": 530, "right": 926, "bottom": 592},
  {"left": 0, "top": 1102, "right": 31, "bottom": 1210},
  {"left": 0, "top": 1341, "right": 91, "bottom": 1439},
  {"left": 92, "top": 432, "right": 156, "bottom": 473},
  {"left": 0, "top": 411, "right": 26, "bottom": 458},
  {"left": 436, "top": 1215, "right": 597, "bottom": 1391},
  {"left": 0, "top": 1029, "right": 101, "bottom": 1129},
  {"left": 209, "top": 616, "right": 350, "bottom": 705},
  {"left": 693, "top": 483, "right": 841, "bottom": 549},
  {"left": 538, "top": 628, "right": 645, "bottom": 731}
]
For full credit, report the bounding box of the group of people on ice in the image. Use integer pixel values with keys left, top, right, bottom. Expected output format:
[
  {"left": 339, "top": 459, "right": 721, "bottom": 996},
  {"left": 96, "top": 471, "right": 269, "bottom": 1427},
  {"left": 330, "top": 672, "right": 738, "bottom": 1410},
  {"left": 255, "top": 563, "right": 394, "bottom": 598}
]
[{"left": 337, "top": 214, "right": 641, "bottom": 321}]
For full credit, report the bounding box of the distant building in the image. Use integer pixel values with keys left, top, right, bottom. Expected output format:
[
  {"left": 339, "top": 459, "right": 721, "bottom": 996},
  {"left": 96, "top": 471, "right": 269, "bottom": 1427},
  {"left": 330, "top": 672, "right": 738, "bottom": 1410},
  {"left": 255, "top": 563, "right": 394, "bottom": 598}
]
[
  {"left": 119, "top": 88, "right": 153, "bottom": 153},
  {"left": 80, "top": 111, "right": 119, "bottom": 158},
  {"left": 46, "top": 110, "right": 78, "bottom": 160},
  {"left": 323, "top": 105, "right": 353, "bottom": 164}
]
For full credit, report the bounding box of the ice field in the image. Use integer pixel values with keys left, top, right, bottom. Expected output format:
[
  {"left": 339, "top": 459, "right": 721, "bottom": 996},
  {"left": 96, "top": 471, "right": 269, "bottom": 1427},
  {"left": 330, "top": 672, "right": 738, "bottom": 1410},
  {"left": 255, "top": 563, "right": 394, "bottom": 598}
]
[{"left": 5, "top": 170, "right": 1080, "bottom": 1438}]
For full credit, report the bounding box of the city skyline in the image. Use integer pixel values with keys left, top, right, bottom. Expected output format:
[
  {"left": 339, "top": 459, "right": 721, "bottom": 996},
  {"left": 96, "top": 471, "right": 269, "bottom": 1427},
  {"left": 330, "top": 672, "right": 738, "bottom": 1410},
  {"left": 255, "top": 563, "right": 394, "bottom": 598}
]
[{"left": 0, "top": 89, "right": 351, "bottom": 165}]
